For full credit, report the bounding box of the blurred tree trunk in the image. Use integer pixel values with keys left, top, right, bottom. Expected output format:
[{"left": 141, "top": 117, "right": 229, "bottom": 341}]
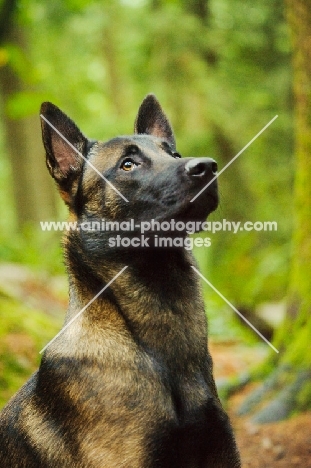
[
  {"left": 285, "top": 0, "right": 311, "bottom": 323},
  {"left": 101, "top": 6, "right": 130, "bottom": 120},
  {"left": 236, "top": 0, "right": 311, "bottom": 423},
  {"left": 0, "top": 6, "right": 57, "bottom": 230}
]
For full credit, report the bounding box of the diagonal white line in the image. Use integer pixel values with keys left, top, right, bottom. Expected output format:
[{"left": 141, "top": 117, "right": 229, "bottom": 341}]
[
  {"left": 39, "top": 266, "right": 128, "bottom": 354},
  {"left": 40, "top": 115, "right": 129, "bottom": 203},
  {"left": 191, "top": 266, "right": 279, "bottom": 353},
  {"left": 190, "top": 115, "right": 278, "bottom": 203}
]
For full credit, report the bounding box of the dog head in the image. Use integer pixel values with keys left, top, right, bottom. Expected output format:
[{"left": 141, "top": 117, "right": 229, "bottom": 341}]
[{"left": 41, "top": 94, "right": 218, "bottom": 230}]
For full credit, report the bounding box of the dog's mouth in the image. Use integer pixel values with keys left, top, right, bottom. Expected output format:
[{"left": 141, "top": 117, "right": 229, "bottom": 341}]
[
  {"left": 129, "top": 183, "right": 218, "bottom": 236},
  {"left": 160, "top": 183, "right": 219, "bottom": 225},
  {"left": 131, "top": 189, "right": 219, "bottom": 238},
  {"left": 182, "top": 191, "right": 219, "bottom": 217}
]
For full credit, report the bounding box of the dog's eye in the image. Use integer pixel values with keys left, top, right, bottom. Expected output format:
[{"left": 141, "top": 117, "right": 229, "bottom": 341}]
[{"left": 121, "top": 158, "right": 136, "bottom": 171}]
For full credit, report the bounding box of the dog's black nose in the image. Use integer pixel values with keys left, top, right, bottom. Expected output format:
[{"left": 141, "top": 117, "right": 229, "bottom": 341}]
[{"left": 185, "top": 158, "right": 218, "bottom": 178}]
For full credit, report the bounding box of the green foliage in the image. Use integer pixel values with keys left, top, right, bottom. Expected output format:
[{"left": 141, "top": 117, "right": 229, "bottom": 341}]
[
  {"left": 0, "top": 297, "right": 61, "bottom": 408},
  {"left": 203, "top": 294, "right": 259, "bottom": 344},
  {"left": 6, "top": 90, "right": 48, "bottom": 119},
  {"left": 296, "top": 379, "right": 311, "bottom": 412},
  {"left": 0, "top": 226, "right": 64, "bottom": 275}
]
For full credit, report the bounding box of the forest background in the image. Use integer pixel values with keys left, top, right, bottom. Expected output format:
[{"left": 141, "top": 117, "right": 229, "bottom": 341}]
[{"left": 0, "top": 0, "right": 310, "bottom": 464}]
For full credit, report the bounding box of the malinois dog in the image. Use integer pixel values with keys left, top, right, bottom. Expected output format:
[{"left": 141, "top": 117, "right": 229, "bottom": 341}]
[{"left": 0, "top": 95, "right": 241, "bottom": 467}]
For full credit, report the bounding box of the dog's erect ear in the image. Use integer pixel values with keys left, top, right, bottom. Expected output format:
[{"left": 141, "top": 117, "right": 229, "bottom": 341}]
[
  {"left": 134, "top": 94, "right": 176, "bottom": 150},
  {"left": 40, "top": 102, "right": 88, "bottom": 183}
]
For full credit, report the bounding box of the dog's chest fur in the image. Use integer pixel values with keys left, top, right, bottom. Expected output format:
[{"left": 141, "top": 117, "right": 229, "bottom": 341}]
[{"left": 30, "top": 252, "right": 215, "bottom": 467}]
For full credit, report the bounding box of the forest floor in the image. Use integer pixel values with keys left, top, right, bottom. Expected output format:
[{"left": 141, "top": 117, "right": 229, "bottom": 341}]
[{"left": 210, "top": 342, "right": 311, "bottom": 468}]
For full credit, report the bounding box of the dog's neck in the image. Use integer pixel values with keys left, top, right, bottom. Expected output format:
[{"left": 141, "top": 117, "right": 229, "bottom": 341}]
[
  {"left": 62, "top": 245, "right": 209, "bottom": 369},
  {"left": 66, "top": 246, "right": 200, "bottom": 317}
]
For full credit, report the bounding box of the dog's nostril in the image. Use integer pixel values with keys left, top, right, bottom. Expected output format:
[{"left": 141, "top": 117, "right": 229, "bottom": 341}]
[
  {"left": 185, "top": 158, "right": 218, "bottom": 178},
  {"left": 185, "top": 160, "right": 206, "bottom": 177},
  {"left": 211, "top": 161, "right": 218, "bottom": 174},
  {"left": 192, "top": 162, "right": 206, "bottom": 176}
]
